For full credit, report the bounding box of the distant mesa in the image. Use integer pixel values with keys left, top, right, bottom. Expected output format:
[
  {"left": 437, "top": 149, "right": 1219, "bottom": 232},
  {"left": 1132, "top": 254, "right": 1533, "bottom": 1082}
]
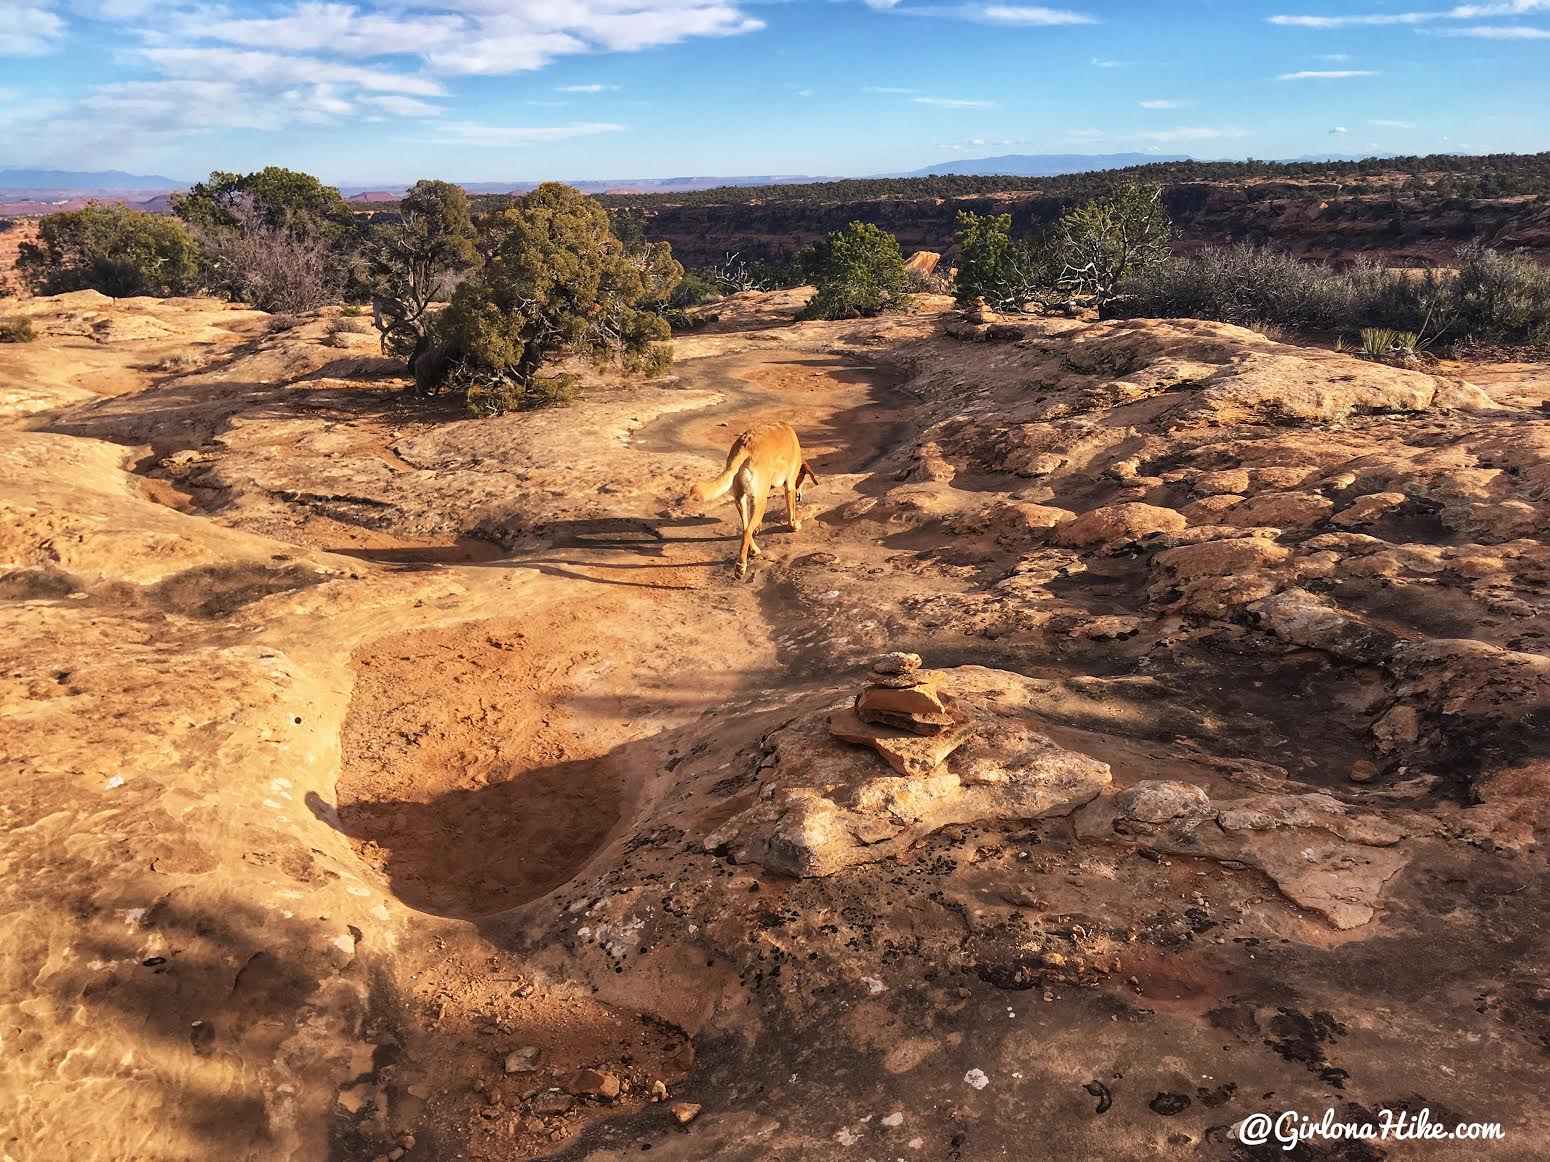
[
  {"left": 0, "top": 168, "right": 188, "bottom": 191},
  {"left": 893, "top": 152, "right": 1190, "bottom": 178}
]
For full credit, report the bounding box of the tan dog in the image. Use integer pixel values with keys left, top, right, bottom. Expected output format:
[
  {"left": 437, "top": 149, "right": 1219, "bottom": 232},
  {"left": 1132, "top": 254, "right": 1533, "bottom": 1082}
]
[{"left": 691, "top": 422, "right": 817, "bottom": 577}]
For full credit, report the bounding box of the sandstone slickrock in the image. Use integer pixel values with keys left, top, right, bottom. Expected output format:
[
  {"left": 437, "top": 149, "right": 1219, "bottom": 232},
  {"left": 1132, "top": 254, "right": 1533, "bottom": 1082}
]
[
  {"left": 1051, "top": 502, "right": 1188, "bottom": 550},
  {"left": 1076, "top": 780, "right": 1414, "bottom": 929},
  {"left": 9, "top": 286, "right": 1550, "bottom": 1161}
]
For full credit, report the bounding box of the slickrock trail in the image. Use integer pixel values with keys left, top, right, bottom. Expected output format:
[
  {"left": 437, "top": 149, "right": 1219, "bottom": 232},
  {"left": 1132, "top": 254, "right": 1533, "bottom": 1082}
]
[{"left": 2, "top": 288, "right": 1548, "bottom": 1161}]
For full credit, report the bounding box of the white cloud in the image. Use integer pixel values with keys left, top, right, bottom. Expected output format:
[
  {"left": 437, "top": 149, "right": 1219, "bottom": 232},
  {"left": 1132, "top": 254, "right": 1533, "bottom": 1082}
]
[
  {"left": 978, "top": 5, "right": 1098, "bottom": 25},
  {"left": 1436, "top": 23, "right": 1550, "bottom": 35},
  {"left": 913, "top": 96, "right": 998, "bottom": 108},
  {"left": 1090, "top": 56, "right": 1130, "bottom": 67},
  {"left": 175, "top": 3, "right": 465, "bottom": 58},
  {"left": 1371, "top": 118, "right": 1418, "bottom": 128},
  {"left": 435, "top": 120, "right": 624, "bottom": 147},
  {"left": 15, "top": 0, "right": 771, "bottom": 154},
  {"left": 1450, "top": 1, "right": 1550, "bottom": 13},
  {"left": 1278, "top": 69, "right": 1379, "bottom": 79},
  {"left": 1330, "top": 125, "right": 1349, "bottom": 133},
  {"left": 557, "top": 83, "right": 619, "bottom": 92},
  {"left": 1, "top": 3, "right": 65, "bottom": 54},
  {"left": 363, "top": 94, "right": 443, "bottom": 117},
  {"left": 1139, "top": 98, "right": 1180, "bottom": 109},
  {"left": 140, "top": 46, "right": 446, "bottom": 96},
  {"left": 1269, "top": 2, "right": 1550, "bottom": 33},
  {"left": 1268, "top": 12, "right": 1436, "bottom": 27}
]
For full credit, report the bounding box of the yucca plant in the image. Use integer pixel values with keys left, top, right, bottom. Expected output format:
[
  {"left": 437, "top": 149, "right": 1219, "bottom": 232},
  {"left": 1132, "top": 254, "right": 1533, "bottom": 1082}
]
[{"left": 1360, "top": 327, "right": 1396, "bottom": 359}]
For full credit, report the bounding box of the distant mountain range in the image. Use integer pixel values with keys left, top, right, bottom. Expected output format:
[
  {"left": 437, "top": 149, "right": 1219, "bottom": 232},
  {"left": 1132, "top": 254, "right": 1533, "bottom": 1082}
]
[
  {"left": 893, "top": 153, "right": 1190, "bottom": 177},
  {"left": 2, "top": 156, "right": 1195, "bottom": 203},
  {"left": 0, "top": 151, "right": 1474, "bottom": 213},
  {"left": 0, "top": 168, "right": 187, "bottom": 191}
]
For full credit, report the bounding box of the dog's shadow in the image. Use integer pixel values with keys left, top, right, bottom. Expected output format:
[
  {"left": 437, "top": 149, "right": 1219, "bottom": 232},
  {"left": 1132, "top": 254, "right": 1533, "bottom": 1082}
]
[{"left": 535, "top": 514, "right": 731, "bottom": 556}]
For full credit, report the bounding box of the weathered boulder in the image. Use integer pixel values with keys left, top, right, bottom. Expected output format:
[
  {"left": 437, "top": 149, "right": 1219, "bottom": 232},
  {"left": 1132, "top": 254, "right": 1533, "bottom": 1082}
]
[
  {"left": 1077, "top": 780, "right": 1414, "bottom": 929},
  {"left": 1332, "top": 491, "right": 1408, "bottom": 528},
  {"left": 1051, "top": 502, "right": 1187, "bottom": 550},
  {"left": 1166, "top": 351, "right": 1492, "bottom": 427},
  {"left": 1248, "top": 587, "right": 1400, "bottom": 664}
]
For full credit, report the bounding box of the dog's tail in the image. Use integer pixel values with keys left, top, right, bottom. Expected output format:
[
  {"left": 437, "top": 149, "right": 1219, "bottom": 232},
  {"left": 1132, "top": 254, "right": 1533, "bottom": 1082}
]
[
  {"left": 796, "top": 459, "right": 818, "bottom": 490},
  {"left": 692, "top": 447, "right": 751, "bottom": 501}
]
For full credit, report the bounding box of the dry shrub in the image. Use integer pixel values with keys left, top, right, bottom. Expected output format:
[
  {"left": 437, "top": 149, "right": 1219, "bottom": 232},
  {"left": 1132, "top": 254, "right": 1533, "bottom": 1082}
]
[
  {"left": 200, "top": 205, "right": 344, "bottom": 314},
  {"left": 0, "top": 316, "right": 37, "bottom": 343}
]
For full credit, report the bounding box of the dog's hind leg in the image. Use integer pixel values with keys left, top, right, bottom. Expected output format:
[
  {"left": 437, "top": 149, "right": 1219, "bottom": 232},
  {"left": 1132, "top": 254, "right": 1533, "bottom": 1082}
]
[
  {"left": 785, "top": 481, "right": 801, "bottom": 532},
  {"left": 738, "top": 492, "right": 768, "bottom": 578}
]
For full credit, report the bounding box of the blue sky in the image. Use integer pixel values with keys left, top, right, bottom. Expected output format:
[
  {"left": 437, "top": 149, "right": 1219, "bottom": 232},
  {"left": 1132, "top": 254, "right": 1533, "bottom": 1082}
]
[{"left": 1, "top": 1, "right": 1547, "bottom": 184}]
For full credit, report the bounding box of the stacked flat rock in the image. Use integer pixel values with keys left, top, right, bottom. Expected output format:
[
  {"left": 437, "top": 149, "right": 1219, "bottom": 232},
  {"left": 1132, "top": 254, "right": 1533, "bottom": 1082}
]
[
  {"left": 828, "top": 653, "right": 974, "bottom": 777},
  {"left": 856, "top": 653, "right": 954, "bottom": 735},
  {"left": 962, "top": 297, "right": 1000, "bottom": 326}
]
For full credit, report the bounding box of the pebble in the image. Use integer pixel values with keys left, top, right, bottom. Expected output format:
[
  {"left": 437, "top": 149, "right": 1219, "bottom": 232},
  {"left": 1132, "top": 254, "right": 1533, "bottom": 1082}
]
[
  {"left": 671, "top": 1102, "right": 702, "bottom": 1124},
  {"left": 565, "top": 1068, "right": 621, "bottom": 1100},
  {"left": 504, "top": 1046, "right": 541, "bottom": 1074},
  {"left": 1349, "top": 760, "right": 1378, "bottom": 783},
  {"left": 530, "top": 1091, "right": 575, "bottom": 1116}
]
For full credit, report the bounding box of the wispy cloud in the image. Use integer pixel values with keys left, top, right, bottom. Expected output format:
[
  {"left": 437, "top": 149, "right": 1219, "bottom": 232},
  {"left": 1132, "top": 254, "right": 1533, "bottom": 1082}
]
[
  {"left": 1371, "top": 118, "right": 1419, "bottom": 127},
  {"left": 866, "top": 3, "right": 1098, "bottom": 27},
  {"left": 914, "top": 95, "right": 998, "bottom": 108},
  {"left": 1090, "top": 56, "right": 1131, "bottom": 67},
  {"left": 557, "top": 83, "right": 619, "bottom": 93},
  {"left": 1139, "top": 98, "right": 1180, "bottom": 109},
  {"left": 977, "top": 5, "right": 1098, "bottom": 25},
  {"left": 1330, "top": 125, "right": 1349, "bottom": 134},
  {"left": 1435, "top": 22, "right": 1550, "bottom": 35},
  {"left": 1269, "top": 2, "right": 1550, "bottom": 33},
  {"left": 1278, "top": 68, "right": 1379, "bottom": 79},
  {"left": 1268, "top": 12, "right": 1436, "bottom": 27},
  {"left": 10, "top": 0, "right": 770, "bottom": 162},
  {"left": 1, "top": 2, "right": 65, "bottom": 55}
]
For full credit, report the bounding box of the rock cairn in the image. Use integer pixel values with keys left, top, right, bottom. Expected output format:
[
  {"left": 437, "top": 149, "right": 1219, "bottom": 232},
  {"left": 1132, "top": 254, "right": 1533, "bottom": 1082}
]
[{"left": 828, "top": 653, "right": 974, "bottom": 776}]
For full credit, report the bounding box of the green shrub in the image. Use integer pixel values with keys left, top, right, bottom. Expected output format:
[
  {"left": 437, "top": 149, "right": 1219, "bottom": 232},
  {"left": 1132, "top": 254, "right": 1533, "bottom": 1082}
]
[
  {"left": 1121, "top": 242, "right": 1550, "bottom": 350},
  {"left": 953, "top": 210, "right": 1055, "bottom": 310},
  {"left": 17, "top": 204, "right": 205, "bottom": 297},
  {"left": 1452, "top": 245, "right": 1550, "bottom": 346},
  {"left": 624, "top": 342, "right": 674, "bottom": 377},
  {"left": 1054, "top": 183, "right": 1172, "bottom": 308},
  {"left": 462, "top": 367, "right": 579, "bottom": 416},
  {"left": 426, "top": 183, "right": 679, "bottom": 405},
  {"left": 796, "top": 221, "right": 912, "bottom": 321},
  {"left": 365, "top": 179, "right": 482, "bottom": 366},
  {"left": 669, "top": 268, "right": 722, "bottom": 308},
  {"left": 174, "top": 167, "right": 356, "bottom": 240},
  {"left": 0, "top": 316, "right": 37, "bottom": 343}
]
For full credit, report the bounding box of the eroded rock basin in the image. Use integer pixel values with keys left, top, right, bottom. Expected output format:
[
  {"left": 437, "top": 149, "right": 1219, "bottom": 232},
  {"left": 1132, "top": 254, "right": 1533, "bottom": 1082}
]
[
  {"left": 3, "top": 290, "right": 1549, "bottom": 1161},
  {"left": 331, "top": 621, "right": 627, "bottom": 919}
]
